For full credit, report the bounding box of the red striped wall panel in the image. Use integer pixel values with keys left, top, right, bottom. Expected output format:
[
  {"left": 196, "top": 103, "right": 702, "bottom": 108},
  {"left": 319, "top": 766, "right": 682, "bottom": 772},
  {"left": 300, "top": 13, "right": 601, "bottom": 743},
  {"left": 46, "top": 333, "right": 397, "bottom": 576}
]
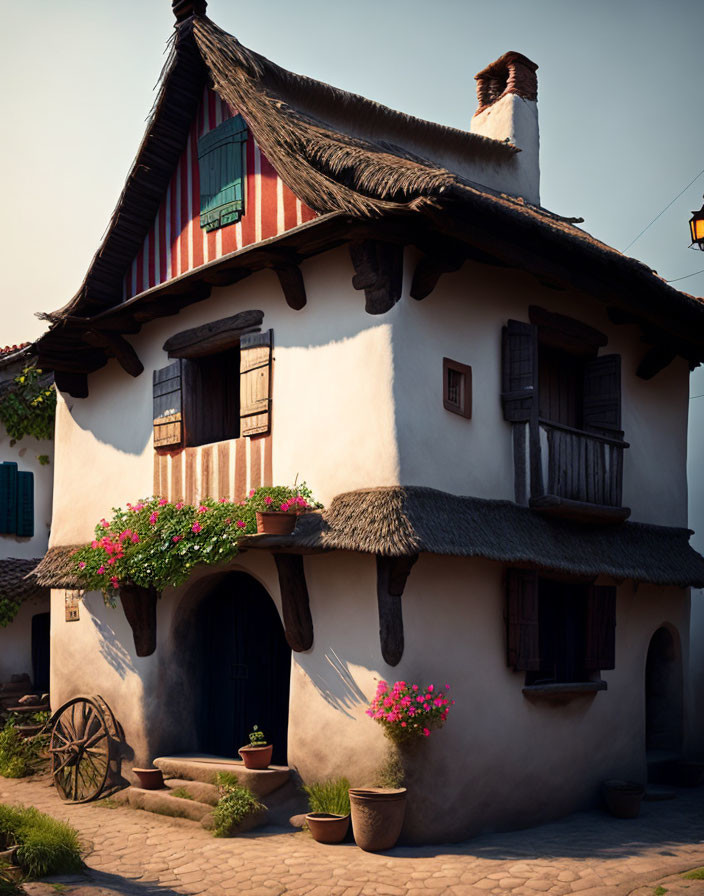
[{"left": 125, "top": 88, "right": 317, "bottom": 300}]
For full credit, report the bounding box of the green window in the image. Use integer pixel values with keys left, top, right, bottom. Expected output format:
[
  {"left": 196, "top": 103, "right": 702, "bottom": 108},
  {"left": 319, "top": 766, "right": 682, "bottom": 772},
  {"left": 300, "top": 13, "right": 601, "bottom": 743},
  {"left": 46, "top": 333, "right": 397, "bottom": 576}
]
[
  {"left": 0, "top": 462, "right": 33, "bottom": 537},
  {"left": 198, "top": 115, "right": 248, "bottom": 232}
]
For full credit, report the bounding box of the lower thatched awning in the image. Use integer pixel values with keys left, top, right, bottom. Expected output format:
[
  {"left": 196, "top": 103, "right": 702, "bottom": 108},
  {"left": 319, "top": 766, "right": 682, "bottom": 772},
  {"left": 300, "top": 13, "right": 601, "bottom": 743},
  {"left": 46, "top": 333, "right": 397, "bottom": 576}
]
[
  {"left": 34, "top": 487, "right": 704, "bottom": 590},
  {"left": 0, "top": 558, "right": 45, "bottom": 601}
]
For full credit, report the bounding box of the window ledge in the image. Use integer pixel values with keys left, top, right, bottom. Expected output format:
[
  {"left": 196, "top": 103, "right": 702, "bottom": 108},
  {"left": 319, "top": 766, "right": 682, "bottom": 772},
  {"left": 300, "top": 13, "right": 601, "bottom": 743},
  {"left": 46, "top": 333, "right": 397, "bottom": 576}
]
[
  {"left": 522, "top": 680, "right": 607, "bottom": 702},
  {"left": 530, "top": 495, "right": 631, "bottom": 525}
]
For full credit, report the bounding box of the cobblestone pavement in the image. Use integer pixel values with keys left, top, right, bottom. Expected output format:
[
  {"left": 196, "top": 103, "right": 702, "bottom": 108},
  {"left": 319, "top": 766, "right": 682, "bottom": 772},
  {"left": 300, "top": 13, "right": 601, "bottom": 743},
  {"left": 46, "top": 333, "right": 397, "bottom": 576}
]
[{"left": 3, "top": 775, "right": 704, "bottom": 896}]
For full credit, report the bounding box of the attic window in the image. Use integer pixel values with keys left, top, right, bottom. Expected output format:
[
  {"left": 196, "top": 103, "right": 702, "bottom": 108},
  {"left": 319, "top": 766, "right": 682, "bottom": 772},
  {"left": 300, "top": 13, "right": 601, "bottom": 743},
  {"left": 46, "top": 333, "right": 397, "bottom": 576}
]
[{"left": 198, "top": 114, "right": 248, "bottom": 232}]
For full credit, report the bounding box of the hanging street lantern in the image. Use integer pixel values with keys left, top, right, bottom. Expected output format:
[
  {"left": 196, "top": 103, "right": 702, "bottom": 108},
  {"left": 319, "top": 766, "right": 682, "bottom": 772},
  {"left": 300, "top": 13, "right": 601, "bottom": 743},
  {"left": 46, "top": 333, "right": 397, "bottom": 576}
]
[{"left": 689, "top": 196, "right": 704, "bottom": 250}]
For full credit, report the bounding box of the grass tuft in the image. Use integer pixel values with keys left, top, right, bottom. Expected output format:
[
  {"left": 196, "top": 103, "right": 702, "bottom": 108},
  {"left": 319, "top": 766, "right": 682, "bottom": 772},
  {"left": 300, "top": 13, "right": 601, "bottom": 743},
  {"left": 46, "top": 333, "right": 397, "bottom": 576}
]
[
  {"left": 302, "top": 778, "right": 351, "bottom": 816},
  {"left": 169, "top": 787, "right": 194, "bottom": 801},
  {"left": 682, "top": 867, "right": 704, "bottom": 880},
  {"left": 212, "top": 779, "right": 263, "bottom": 837},
  {"left": 0, "top": 804, "right": 82, "bottom": 878}
]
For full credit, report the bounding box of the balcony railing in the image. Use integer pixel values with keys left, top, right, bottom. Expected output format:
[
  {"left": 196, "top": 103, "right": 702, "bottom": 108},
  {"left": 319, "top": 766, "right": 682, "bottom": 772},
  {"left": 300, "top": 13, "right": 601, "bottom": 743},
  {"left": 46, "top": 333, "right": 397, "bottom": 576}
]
[{"left": 517, "top": 419, "right": 630, "bottom": 523}]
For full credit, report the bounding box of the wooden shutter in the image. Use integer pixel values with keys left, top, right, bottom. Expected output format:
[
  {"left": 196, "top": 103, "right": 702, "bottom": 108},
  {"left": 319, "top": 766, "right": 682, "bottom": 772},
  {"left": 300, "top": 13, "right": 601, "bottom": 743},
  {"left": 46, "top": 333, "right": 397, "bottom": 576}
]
[
  {"left": 198, "top": 115, "right": 247, "bottom": 232},
  {"left": 240, "top": 330, "right": 272, "bottom": 437},
  {"left": 585, "top": 584, "right": 616, "bottom": 670},
  {"left": 16, "top": 471, "right": 34, "bottom": 538},
  {"left": 506, "top": 569, "right": 540, "bottom": 671},
  {"left": 0, "top": 462, "right": 18, "bottom": 535},
  {"left": 583, "top": 354, "right": 621, "bottom": 436},
  {"left": 501, "top": 320, "right": 538, "bottom": 422},
  {"left": 153, "top": 361, "right": 184, "bottom": 448}
]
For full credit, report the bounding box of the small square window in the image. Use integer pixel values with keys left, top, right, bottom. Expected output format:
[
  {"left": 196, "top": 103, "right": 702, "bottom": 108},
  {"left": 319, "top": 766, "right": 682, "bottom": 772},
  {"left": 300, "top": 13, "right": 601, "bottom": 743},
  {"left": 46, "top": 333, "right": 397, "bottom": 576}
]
[{"left": 443, "top": 358, "right": 472, "bottom": 418}]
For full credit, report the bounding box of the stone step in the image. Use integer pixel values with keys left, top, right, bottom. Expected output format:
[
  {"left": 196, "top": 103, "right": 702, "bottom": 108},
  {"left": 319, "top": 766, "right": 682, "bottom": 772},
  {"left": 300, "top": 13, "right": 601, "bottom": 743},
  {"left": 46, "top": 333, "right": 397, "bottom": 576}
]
[
  {"left": 154, "top": 754, "right": 290, "bottom": 799},
  {"left": 163, "top": 778, "right": 219, "bottom": 806},
  {"left": 117, "top": 787, "right": 214, "bottom": 824}
]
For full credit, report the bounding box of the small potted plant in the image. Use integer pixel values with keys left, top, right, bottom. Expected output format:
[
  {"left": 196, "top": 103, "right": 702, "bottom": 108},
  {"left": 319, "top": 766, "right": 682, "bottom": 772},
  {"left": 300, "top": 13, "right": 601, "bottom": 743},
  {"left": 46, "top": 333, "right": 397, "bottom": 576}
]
[
  {"left": 246, "top": 483, "right": 321, "bottom": 535},
  {"left": 303, "top": 777, "right": 351, "bottom": 844},
  {"left": 238, "top": 725, "right": 273, "bottom": 769}
]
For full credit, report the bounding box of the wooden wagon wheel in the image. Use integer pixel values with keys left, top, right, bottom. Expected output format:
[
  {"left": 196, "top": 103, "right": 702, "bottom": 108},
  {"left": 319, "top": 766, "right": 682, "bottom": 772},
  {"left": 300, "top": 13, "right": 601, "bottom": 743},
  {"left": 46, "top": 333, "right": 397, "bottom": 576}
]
[{"left": 49, "top": 695, "right": 120, "bottom": 803}]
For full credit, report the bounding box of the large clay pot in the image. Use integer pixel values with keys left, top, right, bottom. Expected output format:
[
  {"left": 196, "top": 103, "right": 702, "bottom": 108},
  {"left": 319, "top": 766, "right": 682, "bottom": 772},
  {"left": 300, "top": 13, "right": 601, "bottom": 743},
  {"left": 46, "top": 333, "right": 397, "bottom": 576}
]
[
  {"left": 305, "top": 812, "right": 350, "bottom": 844},
  {"left": 133, "top": 768, "right": 165, "bottom": 790},
  {"left": 239, "top": 743, "right": 273, "bottom": 769},
  {"left": 349, "top": 788, "right": 407, "bottom": 851},
  {"left": 256, "top": 511, "right": 298, "bottom": 535},
  {"left": 602, "top": 780, "right": 644, "bottom": 818}
]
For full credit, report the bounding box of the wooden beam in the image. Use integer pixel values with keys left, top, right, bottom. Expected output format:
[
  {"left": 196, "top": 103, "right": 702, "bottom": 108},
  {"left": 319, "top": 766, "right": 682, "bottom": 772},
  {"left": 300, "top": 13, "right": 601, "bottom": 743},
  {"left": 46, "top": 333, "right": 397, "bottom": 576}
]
[
  {"left": 637, "top": 345, "right": 678, "bottom": 380},
  {"left": 274, "top": 263, "right": 307, "bottom": 310},
  {"left": 53, "top": 371, "right": 88, "bottom": 398},
  {"left": 529, "top": 305, "right": 607, "bottom": 355},
  {"left": 273, "top": 554, "right": 313, "bottom": 652},
  {"left": 83, "top": 330, "right": 144, "bottom": 377},
  {"left": 119, "top": 585, "right": 158, "bottom": 657},
  {"left": 163, "top": 310, "right": 264, "bottom": 358},
  {"left": 349, "top": 240, "right": 403, "bottom": 314},
  {"left": 376, "top": 554, "right": 418, "bottom": 666},
  {"left": 410, "top": 250, "right": 464, "bottom": 300}
]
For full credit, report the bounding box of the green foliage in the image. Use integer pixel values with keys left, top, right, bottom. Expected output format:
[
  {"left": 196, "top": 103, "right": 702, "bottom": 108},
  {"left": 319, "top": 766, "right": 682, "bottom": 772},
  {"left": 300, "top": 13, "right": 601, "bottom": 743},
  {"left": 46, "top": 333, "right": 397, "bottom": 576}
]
[
  {"left": 303, "top": 778, "right": 351, "bottom": 816},
  {"left": 169, "top": 787, "right": 193, "bottom": 800},
  {"left": 248, "top": 725, "right": 266, "bottom": 747},
  {"left": 0, "top": 804, "right": 82, "bottom": 878},
  {"left": 654, "top": 887, "right": 668, "bottom": 895},
  {"left": 37, "top": 455, "right": 50, "bottom": 466},
  {"left": 0, "top": 870, "right": 23, "bottom": 896},
  {"left": 212, "top": 781, "right": 263, "bottom": 837},
  {"left": 246, "top": 482, "right": 320, "bottom": 514},
  {"left": 214, "top": 771, "right": 239, "bottom": 788},
  {"left": 376, "top": 750, "right": 405, "bottom": 789},
  {"left": 0, "top": 597, "right": 22, "bottom": 629},
  {"left": 0, "top": 720, "right": 47, "bottom": 779},
  {"left": 682, "top": 868, "right": 704, "bottom": 880},
  {"left": 0, "top": 366, "right": 56, "bottom": 443}
]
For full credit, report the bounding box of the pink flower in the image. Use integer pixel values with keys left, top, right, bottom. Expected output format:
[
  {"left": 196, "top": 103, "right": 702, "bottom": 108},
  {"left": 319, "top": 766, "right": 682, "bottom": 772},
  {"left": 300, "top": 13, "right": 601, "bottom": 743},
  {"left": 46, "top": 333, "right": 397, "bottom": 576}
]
[
  {"left": 445, "top": 684, "right": 450, "bottom": 690},
  {"left": 97, "top": 566, "right": 105, "bottom": 575},
  {"left": 401, "top": 722, "right": 407, "bottom": 727},
  {"left": 249, "top": 489, "right": 255, "bottom": 497},
  {"left": 78, "top": 562, "right": 86, "bottom": 569},
  {"left": 423, "top": 728, "right": 430, "bottom": 737},
  {"left": 219, "top": 497, "right": 228, "bottom": 503},
  {"left": 91, "top": 540, "right": 98, "bottom": 549},
  {"left": 108, "top": 557, "right": 116, "bottom": 566},
  {"left": 119, "top": 529, "right": 131, "bottom": 542},
  {"left": 280, "top": 502, "right": 290, "bottom": 512},
  {"left": 100, "top": 519, "right": 109, "bottom": 528},
  {"left": 192, "top": 522, "right": 202, "bottom": 534},
  {"left": 427, "top": 684, "right": 434, "bottom": 692},
  {"left": 197, "top": 505, "right": 208, "bottom": 513},
  {"left": 236, "top": 520, "right": 246, "bottom": 529},
  {"left": 264, "top": 496, "right": 273, "bottom": 505},
  {"left": 110, "top": 576, "right": 119, "bottom": 589},
  {"left": 149, "top": 512, "right": 159, "bottom": 524},
  {"left": 131, "top": 533, "right": 140, "bottom": 544},
  {"left": 412, "top": 684, "right": 418, "bottom": 691},
  {"left": 175, "top": 502, "right": 184, "bottom": 510},
  {"left": 172, "top": 535, "right": 182, "bottom": 543}
]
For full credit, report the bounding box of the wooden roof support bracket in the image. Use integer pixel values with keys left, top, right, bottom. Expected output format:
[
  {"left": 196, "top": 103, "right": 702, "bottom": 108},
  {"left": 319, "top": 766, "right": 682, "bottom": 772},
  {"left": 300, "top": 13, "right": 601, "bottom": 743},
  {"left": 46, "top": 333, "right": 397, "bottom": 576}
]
[
  {"left": 82, "top": 330, "right": 144, "bottom": 378},
  {"left": 119, "top": 584, "right": 158, "bottom": 658},
  {"left": 274, "top": 261, "right": 307, "bottom": 310},
  {"left": 376, "top": 553, "right": 418, "bottom": 666},
  {"left": 350, "top": 240, "right": 403, "bottom": 314},
  {"left": 410, "top": 249, "right": 464, "bottom": 301},
  {"left": 273, "top": 553, "right": 314, "bottom": 652},
  {"left": 163, "top": 309, "right": 264, "bottom": 358},
  {"left": 54, "top": 371, "right": 89, "bottom": 399}
]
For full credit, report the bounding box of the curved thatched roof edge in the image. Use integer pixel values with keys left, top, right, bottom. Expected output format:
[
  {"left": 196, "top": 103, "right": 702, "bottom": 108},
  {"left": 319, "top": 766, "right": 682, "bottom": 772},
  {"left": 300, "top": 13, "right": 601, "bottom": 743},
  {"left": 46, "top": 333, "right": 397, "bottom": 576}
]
[
  {"left": 37, "top": 487, "right": 704, "bottom": 589},
  {"left": 0, "top": 558, "right": 47, "bottom": 602}
]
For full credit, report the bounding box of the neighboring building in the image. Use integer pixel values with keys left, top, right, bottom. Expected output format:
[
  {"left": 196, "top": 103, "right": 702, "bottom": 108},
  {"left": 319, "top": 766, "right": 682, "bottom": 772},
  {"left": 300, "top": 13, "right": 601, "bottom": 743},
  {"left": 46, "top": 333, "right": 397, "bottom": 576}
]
[
  {"left": 34, "top": 0, "right": 704, "bottom": 841},
  {"left": 688, "top": 366, "right": 704, "bottom": 757},
  {"left": 0, "top": 344, "right": 53, "bottom": 694}
]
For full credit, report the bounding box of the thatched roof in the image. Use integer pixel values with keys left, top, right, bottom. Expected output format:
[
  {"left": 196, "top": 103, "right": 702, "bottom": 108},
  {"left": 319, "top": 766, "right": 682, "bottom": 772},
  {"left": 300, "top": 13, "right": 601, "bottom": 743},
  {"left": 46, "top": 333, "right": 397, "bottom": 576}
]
[
  {"left": 36, "top": 488, "right": 704, "bottom": 589},
  {"left": 34, "top": 11, "right": 704, "bottom": 377},
  {"left": 0, "top": 559, "right": 45, "bottom": 602}
]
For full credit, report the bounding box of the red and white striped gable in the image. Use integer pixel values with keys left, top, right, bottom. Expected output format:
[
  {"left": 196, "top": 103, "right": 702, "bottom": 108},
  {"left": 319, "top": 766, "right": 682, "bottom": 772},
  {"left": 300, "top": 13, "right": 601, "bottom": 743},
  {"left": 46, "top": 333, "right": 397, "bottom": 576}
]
[{"left": 124, "top": 87, "right": 317, "bottom": 300}]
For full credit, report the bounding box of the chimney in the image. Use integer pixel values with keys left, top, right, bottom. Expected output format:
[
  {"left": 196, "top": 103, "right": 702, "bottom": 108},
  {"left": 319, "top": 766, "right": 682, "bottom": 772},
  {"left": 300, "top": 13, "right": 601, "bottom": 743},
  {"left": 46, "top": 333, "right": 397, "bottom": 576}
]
[{"left": 469, "top": 52, "right": 540, "bottom": 204}]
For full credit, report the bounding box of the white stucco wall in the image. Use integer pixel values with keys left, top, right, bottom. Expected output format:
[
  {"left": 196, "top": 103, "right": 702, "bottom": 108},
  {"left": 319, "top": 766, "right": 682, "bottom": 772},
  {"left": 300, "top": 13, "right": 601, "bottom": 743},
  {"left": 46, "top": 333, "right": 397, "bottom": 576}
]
[{"left": 0, "top": 425, "right": 53, "bottom": 559}]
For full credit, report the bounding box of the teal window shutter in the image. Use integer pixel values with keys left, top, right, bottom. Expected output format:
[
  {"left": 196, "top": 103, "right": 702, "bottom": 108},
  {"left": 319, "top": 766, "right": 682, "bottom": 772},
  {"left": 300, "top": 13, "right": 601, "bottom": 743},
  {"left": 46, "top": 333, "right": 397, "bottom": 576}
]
[
  {"left": 16, "top": 472, "right": 34, "bottom": 538},
  {"left": 0, "top": 462, "right": 18, "bottom": 534},
  {"left": 198, "top": 115, "right": 248, "bottom": 233}
]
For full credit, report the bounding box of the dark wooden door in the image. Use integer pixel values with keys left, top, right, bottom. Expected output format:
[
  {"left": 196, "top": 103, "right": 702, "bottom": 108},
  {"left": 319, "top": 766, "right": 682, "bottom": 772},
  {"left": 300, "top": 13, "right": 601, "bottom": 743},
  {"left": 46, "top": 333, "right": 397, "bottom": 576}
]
[
  {"left": 31, "top": 612, "right": 50, "bottom": 693},
  {"left": 200, "top": 573, "right": 290, "bottom": 764},
  {"left": 538, "top": 346, "right": 583, "bottom": 428}
]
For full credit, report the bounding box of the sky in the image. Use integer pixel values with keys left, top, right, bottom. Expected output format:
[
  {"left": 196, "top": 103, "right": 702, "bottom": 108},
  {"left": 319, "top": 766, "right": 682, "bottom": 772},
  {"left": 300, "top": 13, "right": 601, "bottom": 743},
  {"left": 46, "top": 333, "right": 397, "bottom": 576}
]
[{"left": 0, "top": 0, "right": 703, "bottom": 528}]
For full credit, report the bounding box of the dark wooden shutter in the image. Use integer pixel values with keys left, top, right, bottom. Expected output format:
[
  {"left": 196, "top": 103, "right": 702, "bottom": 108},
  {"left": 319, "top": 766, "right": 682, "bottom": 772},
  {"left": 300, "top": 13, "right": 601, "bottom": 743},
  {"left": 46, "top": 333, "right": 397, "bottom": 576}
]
[
  {"left": 506, "top": 569, "right": 540, "bottom": 671},
  {"left": 198, "top": 115, "right": 248, "bottom": 232},
  {"left": 585, "top": 584, "right": 616, "bottom": 670},
  {"left": 0, "top": 462, "right": 18, "bottom": 535},
  {"left": 583, "top": 354, "right": 621, "bottom": 436},
  {"left": 501, "top": 320, "right": 538, "bottom": 422},
  {"left": 240, "top": 330, "right": 272, "bottom": 437},
  {"left": 16, "top": 471, "right": 34, "bottom": 538},
  {"left": 153, "top": 361, "right": 184, "bottom": 448}
]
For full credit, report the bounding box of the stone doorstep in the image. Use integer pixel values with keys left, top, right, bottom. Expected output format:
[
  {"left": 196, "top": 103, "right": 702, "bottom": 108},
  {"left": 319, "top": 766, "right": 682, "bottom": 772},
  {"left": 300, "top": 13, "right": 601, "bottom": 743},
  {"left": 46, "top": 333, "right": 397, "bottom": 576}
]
[
  {"left": 153, "top": 754, "right": 290, "bottom": 798},
  {"left": 164, "top": 778, "right": 220, "bottom": 806}
]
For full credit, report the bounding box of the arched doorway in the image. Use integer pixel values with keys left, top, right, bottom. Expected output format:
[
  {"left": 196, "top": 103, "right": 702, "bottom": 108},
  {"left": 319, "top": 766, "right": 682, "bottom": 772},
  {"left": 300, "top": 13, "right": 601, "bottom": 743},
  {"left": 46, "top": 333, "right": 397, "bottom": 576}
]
[
  {"left": 645, "top": 626, "right": 683, "bottom": 756},
  {"left": 197, "top": 572, "right": 290, "bottom": 765}
]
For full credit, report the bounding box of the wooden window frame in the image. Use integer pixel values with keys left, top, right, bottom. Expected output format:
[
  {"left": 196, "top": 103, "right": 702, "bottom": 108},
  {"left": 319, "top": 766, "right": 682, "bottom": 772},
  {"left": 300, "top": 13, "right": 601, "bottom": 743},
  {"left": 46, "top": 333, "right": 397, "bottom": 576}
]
[{"left": 443, "top": 358, "right": 472, "bottom": 419}]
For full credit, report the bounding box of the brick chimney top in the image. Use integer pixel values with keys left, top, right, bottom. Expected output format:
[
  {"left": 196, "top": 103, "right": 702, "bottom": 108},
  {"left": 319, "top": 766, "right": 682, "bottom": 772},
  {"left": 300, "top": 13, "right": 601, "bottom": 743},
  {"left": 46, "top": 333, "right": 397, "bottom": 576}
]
[
  {"left": 474, "top": 52, "right": 538, "bottom": 116},
  {"left": 172, "top": 0, "right": 207, "bottom": 22}
]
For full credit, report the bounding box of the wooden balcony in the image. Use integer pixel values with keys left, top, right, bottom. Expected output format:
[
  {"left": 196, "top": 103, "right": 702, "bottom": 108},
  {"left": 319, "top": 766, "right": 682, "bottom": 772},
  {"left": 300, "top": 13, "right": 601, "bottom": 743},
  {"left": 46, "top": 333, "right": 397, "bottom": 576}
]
[{"left": 524, "top": 419, "right": 630, "bottom": 524}]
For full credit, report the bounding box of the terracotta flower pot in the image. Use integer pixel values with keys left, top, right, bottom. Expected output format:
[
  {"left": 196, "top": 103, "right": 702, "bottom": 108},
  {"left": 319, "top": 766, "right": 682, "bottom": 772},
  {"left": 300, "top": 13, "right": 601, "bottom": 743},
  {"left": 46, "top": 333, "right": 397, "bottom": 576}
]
[
  {"left": 239, "top": 743, "right": 273, "bottom": 769},
  {"left": 305, "top": 812, "right": 350, "bottom": 844},
  {"left": 349, "top": 787, "right": 407, "bottom": 851},
  {"left": 133, "top": 767, "right": 165, "bottom": 790},
  {"left": 256, "top": 511, "right": 298, "bottom": 535},
  {"left": 602, "top": 780, "right": 644, "bottom": 818}
]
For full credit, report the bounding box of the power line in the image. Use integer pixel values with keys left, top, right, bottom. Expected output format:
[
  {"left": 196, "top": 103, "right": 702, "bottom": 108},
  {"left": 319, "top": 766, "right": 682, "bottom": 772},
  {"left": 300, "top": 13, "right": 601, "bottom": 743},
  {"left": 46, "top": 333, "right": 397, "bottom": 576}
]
[
  {"left": 623, "top": 167, "right": 704, "bottom": 253},
  {"left": 665, "top": 268, "right": 704, "bottom": 283}
]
